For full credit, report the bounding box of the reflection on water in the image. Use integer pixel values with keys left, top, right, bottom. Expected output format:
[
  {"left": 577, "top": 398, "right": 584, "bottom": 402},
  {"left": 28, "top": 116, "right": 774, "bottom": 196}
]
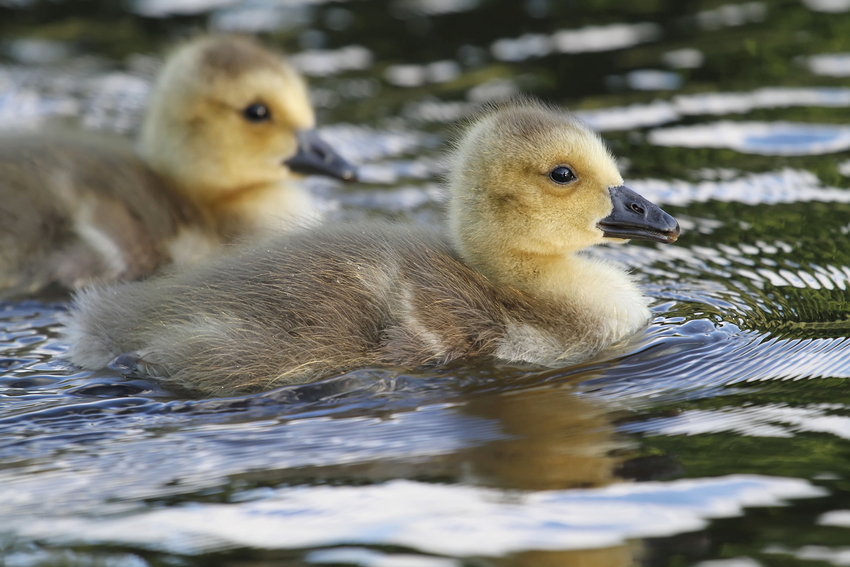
[
  {"left": 631, "top": 168, "right": 850, "bottom": 206},
  {"left": 490, "top": 22, "right": 660, "bottom": 61},
  {"left": 3, "top": 0, "right": 850, "bottom": 564},
  {"left": 649, "top": 121, "right": 850, "bottom": 155},
  {"left": 290, "top": 45, "right": 374, "bottom": 77},
  {"left": 577, "top": 88, "right": 850, "bottom": 132},
  {"left": 809, "top": 52, "right": 850, "bottom": 77},
  {"left": 803, "top": 0, "right": 850, "bottom": 12},
  {"left": 11, "top": 476, "right": 822, "bottom": 557},
  {"left": 0, "top": 366, "right": 824, "bottom": 560}
]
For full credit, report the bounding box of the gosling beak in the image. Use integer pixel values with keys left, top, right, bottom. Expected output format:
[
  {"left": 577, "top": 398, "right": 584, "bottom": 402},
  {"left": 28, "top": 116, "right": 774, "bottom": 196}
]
[
  {"left": 285, "top": 129, "right": 358, "bottom": 182},
  {"left": 597, "top": 185, "right": 680, "bottom": 244}
]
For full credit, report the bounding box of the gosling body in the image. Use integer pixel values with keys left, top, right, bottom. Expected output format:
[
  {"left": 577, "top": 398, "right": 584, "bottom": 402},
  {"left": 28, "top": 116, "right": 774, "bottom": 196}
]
[
  {"left": 0, "top": 135, "right": 207, "bottom": 295},
  {"left": 66, "top": 100, "right": 679, "bottom": 395},
  {"left": 0, "top": 36, "right": 354, "bottom": 297}
]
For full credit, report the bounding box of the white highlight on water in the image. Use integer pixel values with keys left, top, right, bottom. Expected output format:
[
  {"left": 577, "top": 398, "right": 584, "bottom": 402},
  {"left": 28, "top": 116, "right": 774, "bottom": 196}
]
[{"left": 13, "top": 476, "right": 823, "bottom": 556}]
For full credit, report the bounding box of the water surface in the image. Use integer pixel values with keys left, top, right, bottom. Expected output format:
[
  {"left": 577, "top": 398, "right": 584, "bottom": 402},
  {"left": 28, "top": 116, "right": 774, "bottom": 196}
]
[{"left": 2, "top": 1, "right": 850, "bottom": 565}]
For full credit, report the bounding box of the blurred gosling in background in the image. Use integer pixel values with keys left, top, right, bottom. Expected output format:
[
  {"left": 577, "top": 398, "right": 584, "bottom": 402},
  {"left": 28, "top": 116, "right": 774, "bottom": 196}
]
[
  {"left": 65, "top": 100, "right": 679, "bottom": 396},
  {"left": 0, "top": 35, "right": 356, "bottom": 297}
]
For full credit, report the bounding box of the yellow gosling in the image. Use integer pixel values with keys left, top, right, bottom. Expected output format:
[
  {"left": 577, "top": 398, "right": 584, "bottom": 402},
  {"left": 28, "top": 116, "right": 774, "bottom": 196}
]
[
  {"left": 0, "top": 35, "right": 355, "bottom": 297},
  {"left": 65, "top": 99, "right": 679, "bottom": 396}
]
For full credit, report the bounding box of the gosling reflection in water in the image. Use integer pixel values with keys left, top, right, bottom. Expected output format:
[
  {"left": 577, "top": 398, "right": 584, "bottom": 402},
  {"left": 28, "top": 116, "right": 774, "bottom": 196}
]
[
  {"left": 461, "top": 384, "right": 643, "bottom": 567},
  {"left": 227, "top": 378, "right": 650, "bottom": 566},
  {"left": 464, "top": 385, "right": 622, "bottom": 490}
]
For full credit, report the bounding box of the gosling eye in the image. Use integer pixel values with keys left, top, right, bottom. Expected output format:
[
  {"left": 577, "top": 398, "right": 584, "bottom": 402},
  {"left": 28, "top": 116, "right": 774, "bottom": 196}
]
[
  {"left": 243, "top": 103, "right": 271, "bottom": 122},
  {"left": 549, "top": 166, "right": 576, "bottom": 184}
]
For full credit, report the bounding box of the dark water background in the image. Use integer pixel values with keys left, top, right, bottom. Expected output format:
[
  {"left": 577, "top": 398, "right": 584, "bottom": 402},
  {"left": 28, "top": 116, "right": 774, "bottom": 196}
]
[{"left": 3, "top": 0, "right": 850, "bottom": 565}]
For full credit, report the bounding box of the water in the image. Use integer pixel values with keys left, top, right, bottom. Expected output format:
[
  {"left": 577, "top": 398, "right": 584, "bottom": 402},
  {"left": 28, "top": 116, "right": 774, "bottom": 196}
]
[{"left": 2, "top": 0, "right": 850, "bottom": 565}]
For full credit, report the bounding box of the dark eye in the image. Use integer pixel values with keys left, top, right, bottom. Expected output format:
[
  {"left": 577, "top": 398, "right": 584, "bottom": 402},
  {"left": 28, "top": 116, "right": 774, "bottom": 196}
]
[
  {"left": 549, "top": 166, "right": 576, "bottom": 184},
  {"left": 243, "top": 103, "right": 271, "bottom": 122}
]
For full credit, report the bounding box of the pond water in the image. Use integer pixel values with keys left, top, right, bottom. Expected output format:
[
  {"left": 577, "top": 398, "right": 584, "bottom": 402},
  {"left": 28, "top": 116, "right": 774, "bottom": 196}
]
[{"left": 2, "top": 0, "right": 850, "bottom": 565}]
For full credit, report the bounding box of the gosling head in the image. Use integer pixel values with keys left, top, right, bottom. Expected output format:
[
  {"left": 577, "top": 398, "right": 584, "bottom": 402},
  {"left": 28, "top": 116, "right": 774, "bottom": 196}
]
[
  {"left": 446, "top": 99, "right": 679, "bottom": 282},
  {"left": 138, "top": 35, "right": 356, "bottom": 209}
]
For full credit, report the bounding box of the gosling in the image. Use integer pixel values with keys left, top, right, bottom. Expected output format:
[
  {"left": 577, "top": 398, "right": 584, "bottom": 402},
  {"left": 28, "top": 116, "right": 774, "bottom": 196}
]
[
  {"left": 0, "top": 35, "right": 355, "bottom": 297},
  {"left": 65, "top": 100, "right": 679, "bottom": 396}
]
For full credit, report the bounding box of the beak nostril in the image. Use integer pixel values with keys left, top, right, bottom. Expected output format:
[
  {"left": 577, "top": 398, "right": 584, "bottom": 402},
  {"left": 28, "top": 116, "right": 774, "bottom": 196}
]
[{"left": 602, "top": 184, "right": 678, "bottom": 243}]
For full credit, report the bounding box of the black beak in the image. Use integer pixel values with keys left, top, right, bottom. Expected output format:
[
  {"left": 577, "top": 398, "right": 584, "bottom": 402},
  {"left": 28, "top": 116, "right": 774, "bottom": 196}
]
[
  {"left": 597, "top": 185, "right": 680, "bottom": 244},
  {"left": 285, "top": 129, "right": 358, "bottom": 182}
]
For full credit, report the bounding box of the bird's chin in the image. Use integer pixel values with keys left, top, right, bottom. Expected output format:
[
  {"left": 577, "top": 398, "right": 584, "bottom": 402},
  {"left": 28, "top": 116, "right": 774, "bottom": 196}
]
[{"left": 602, "top": 236, "right": 631, "bottom": 245}]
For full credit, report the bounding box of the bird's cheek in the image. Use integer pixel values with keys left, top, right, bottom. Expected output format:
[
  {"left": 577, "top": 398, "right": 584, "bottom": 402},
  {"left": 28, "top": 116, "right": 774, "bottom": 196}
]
[
  {"left": 590, "top": 183, "right": 615, "bottom": 212},
  {"left": 274, "top": 133, "right": 300, "bottom": 161}
]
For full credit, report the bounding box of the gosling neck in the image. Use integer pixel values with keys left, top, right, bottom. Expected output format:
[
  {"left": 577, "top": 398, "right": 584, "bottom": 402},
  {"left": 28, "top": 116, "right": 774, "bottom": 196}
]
[
  {"left": 198, "top": 179, "right": 318, "bottom": 240},
  {"left": 459, "top": 241, "right": 652, "bottom": 339},
  {"left": 461, "top": 242, "right": 587, "bottom": 297}
]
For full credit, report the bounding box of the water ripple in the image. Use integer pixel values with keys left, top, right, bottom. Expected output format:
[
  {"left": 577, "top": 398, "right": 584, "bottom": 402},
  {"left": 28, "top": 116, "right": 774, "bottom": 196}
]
[
  {"left": 577, "top": 88, "right": 850, "bottom": 131},
  {"left": 808, "top": 52, "right": 850, "bottom": 77},
  {"left": 649, "top": 121, "right": 850, "bottom": 155},
  {"left": 8, "top": 476, "right": 821, "bottom": 556},
  {"left": 621, "top": 403, "right": 850, "bottom": 439},
  {"left": 573, "top": 328, "right": 850, "bottom": 401},
  {"left": 315, "top": 124, "right": 439, "bottom": 164},
  {"left": 490, "top": 22, "right": 660, "bottom": 62},
  {"left": 291, "top": 46, "right": 374, "bottom": 77},
  {"left": 0, "top": 402, "right": 505, "bottom": 519}
]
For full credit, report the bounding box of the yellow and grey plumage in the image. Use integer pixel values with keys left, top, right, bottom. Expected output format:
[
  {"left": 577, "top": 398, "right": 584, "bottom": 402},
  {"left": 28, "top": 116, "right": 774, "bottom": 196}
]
[
  {"left": 65, "top": 99, "right": 679, "bottom": 396},
  {"left": 0, "top": 35, "right": 354, "bottom": 297}
]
